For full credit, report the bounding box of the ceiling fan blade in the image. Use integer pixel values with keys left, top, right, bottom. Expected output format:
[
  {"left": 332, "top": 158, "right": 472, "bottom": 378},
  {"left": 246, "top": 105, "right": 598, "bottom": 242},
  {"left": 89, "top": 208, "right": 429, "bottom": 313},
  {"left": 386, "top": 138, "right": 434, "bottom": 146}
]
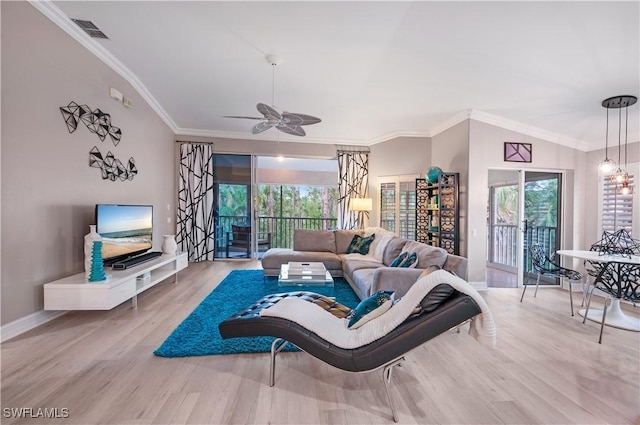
[
  {"left": 282, "top": 112, "right": 321, "bottom": 126},
  {"left": 257, "top": 103, "right": 282, "bottom": 121},
  {"left": 276, "top": 123, "right": 306, "bottom": 136},
  {"left": 252, "top": 121, "right": 276, "bottom": 134},
  {"left": 222, "top": 115, "right": 264, "bottom": 120}
]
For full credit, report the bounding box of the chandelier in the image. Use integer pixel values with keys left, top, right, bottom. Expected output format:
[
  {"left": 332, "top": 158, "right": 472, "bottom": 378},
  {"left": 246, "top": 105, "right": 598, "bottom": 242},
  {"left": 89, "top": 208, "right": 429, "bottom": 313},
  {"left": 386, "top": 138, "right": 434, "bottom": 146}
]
[{"left": 600, "top": 95, "right": 637, "bottom": 195}]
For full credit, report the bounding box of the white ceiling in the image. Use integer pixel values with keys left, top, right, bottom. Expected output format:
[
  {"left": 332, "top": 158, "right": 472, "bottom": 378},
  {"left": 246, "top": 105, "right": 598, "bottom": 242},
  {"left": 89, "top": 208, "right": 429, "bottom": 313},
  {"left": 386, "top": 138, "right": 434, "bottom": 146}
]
[{"left": 40, "top": 1, "right": 640, "bottom": 151}]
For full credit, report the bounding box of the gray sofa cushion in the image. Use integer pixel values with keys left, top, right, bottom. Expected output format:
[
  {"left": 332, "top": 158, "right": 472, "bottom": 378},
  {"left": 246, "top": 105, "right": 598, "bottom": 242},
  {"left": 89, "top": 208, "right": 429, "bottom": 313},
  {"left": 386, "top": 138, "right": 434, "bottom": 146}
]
[
  {"left": 341, "top": 256, "right": 383, "bottom": 277},
  {"left": 335, "top": 230, "right": 363, "bottom": 254},
  {"left": 402, "top": 241, "right": 448, "bottom": 269},
  {"left": 370, "top": 267, "right": 424, "bottom": 299},
  {"left": 349, "top": 268, "right": 378, "bottom": 300},
  {"left": 293, "top": 229, "right": 336, "bottom": 252},
  {"left": 383, "top": 237, "right": 409, "bottom": 266},
  {"left": 443, "top": 254, "right": 468, "bottom": 280},
  {"left": 261, "top": 248, "right": 342, "bottom": 274}
]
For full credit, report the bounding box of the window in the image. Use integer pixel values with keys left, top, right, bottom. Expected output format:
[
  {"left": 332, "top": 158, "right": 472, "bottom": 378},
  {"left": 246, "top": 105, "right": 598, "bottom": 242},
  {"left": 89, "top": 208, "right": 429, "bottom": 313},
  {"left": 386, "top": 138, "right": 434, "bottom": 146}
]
[
  {"left": 379, "top": 175, "right": 418, "bottom": 239},
  {"left": 255, "top": 156, "right": 340, "bottom": 248},
  {"left": 601, "top": 173, "right": 635, "bottom": 234},
  {"left": 380, "top": 182, "right": 396, "bottom": 232}
]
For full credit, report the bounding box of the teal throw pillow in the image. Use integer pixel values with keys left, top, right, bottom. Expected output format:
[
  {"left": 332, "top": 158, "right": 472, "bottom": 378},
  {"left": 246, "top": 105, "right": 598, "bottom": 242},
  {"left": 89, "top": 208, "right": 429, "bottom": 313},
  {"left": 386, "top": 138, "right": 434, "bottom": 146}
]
[
  {"left": 346, "top": 234, "right": 376, "bottom": 255},
  {"left": 389, "top": 251, "right": 408, "bottom": 267},
  {"left": 347, "top": 290, "right": 395, "bottom": 329},
  {"left": 399, "top": 252, "right": 418, "bottom": 268}
]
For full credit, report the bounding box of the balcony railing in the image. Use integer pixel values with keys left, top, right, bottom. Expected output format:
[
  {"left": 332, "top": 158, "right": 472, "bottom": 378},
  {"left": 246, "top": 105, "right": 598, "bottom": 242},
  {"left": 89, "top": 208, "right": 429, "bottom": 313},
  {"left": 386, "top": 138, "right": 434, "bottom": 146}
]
[
  {"left": 216, "top": 215, "right": 337, "bottom": 251},
  {"left": 257, "top": 216, "right": 337, "bottom": 248},
  {"left": 488, "top": 224, "right": 557, "bottom": 272}
]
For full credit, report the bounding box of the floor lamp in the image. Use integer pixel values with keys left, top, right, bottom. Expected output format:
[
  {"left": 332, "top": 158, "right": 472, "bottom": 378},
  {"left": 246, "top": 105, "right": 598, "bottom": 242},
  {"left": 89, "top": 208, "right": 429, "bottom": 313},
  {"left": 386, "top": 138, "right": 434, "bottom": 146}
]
[{"left": 350, "top": 198, "right": 372, "bottom": 229}]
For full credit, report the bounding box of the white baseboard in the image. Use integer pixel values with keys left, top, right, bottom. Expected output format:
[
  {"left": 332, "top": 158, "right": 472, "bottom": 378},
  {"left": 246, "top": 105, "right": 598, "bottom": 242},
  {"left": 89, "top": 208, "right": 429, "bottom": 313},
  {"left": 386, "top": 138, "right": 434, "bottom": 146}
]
[
  {"left": 1, "top": 310, "right": 67, "bottom": 343},
  {"left": 469, "top": 281, "right": 488, "bottom": 290}
]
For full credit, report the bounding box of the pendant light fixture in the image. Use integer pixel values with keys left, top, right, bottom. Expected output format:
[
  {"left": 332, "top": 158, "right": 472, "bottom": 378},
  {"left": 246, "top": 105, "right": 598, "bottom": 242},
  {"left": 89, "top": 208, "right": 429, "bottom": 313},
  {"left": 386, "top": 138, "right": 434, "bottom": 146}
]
[
  {"left": 598, "top": 103, "right": 616, "bottom": 173},
  {"left": 601, "top": 95, "right": 637, "bottom": 195}
]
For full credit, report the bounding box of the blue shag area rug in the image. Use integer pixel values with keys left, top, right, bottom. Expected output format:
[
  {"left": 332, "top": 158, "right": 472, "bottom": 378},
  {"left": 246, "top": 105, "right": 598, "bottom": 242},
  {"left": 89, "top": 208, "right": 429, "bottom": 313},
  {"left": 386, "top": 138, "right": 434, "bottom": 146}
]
[{"left": 154, "top": 269, "right": 360, "bottom": 357}]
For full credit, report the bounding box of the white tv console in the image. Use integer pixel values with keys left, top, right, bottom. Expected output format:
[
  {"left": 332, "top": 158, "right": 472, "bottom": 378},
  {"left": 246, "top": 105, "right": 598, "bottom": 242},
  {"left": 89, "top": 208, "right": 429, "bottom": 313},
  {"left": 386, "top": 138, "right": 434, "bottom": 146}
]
[{"left": 44, "top": 252, "right": 188, "bottom": 310}]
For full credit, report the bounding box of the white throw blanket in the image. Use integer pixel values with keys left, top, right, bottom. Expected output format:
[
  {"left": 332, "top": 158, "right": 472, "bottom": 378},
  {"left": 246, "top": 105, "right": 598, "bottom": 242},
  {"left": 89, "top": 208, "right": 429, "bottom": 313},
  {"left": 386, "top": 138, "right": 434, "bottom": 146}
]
[{"left": 261, "top": 269, "right": 497, "bottom": 348}]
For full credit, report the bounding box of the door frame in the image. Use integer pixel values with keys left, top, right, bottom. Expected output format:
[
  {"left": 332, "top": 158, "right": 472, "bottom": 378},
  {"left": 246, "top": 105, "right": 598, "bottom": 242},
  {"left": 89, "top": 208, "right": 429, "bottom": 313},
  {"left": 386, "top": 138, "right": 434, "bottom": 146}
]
[
  {"left": 212, "top": 153, "right": 253, "bottom": 259},
  {"left": 486, "top": 167, "right": 566, "bottom": 288},
  {"left": 517, "top": 169, "right": 565, "bottom": 288}
]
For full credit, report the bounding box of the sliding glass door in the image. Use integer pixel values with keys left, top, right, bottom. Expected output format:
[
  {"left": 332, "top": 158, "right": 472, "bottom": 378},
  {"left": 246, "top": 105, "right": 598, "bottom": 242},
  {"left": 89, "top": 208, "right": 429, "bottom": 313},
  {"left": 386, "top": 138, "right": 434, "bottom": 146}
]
[
  {"left": 213, "top": 154, "right": 252, "bottom": 259},
  {"left": 212, "top": 154, "right": 339, "bottom": 259},
  {"left": 520, "top": 171, "right": 563, "bottom": 286},
  {"left": 487, "top": 169, "right": 562, "bottom": 288}
]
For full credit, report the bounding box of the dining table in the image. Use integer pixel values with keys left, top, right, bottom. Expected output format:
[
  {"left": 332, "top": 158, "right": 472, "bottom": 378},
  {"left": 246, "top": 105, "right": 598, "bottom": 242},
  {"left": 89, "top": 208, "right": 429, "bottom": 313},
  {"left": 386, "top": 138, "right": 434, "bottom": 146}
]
[{"left": 556, "top": 249, "right": 640, "bottom": 332}]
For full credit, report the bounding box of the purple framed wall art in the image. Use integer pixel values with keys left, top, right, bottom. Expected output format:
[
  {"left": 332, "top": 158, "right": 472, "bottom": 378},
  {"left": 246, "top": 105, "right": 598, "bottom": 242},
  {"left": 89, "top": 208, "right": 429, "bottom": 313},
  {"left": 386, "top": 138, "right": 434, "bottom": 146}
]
[{"left": 504, "top": 142, "right": 532, "bottom": 163}]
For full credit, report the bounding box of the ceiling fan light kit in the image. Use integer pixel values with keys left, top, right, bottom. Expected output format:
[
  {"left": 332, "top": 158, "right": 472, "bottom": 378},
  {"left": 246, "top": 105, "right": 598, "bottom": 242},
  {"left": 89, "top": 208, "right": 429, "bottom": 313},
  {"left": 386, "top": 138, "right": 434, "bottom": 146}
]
[{"left": 223, "top": 54, "right": 321, "bottom": 137}]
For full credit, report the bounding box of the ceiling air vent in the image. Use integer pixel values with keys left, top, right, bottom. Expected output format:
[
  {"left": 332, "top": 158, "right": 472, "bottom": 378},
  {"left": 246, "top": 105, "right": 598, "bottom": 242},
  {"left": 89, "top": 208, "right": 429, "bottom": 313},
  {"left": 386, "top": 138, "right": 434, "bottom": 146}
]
[{"left": 71, "top": 19, "right": 108, "bottom": 39}]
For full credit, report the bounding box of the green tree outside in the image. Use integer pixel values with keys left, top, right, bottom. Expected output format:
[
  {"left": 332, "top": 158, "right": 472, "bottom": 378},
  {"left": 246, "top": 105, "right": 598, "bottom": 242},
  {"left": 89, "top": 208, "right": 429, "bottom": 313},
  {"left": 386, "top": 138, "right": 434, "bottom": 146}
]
[
  {"left": 493, "top": 179, "right": 558, "bottom": 227},
  {"left": 256, "top": 184, "right": 339, "bottom": 219}
]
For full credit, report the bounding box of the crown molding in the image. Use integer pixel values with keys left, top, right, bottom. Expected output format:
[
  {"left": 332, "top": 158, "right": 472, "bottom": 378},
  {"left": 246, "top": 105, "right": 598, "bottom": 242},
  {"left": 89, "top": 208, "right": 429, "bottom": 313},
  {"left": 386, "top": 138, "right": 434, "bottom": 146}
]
[
  {"left": 366, "top": 129, "right": 432, "bottom": 145},
  {"left": 176, "top": 126, "right": 431, "bottom": 146},
  {"left": 428, "top": 109, "right": 591, "bottom": 152},
  {"left": 29, "top": 0, "right": 179, "bottom": 133},
  {"left": 174, "top": 127, "right": 339, "bottom": 144},
  {"left": 428, "top": 110, "right": 473, "bottom": 137},
  {"left": 467, "top": 109, "right": 591, "bottom": 152},
  {"left": 175, "top": 127, "right": 375, "bottom": 146}
]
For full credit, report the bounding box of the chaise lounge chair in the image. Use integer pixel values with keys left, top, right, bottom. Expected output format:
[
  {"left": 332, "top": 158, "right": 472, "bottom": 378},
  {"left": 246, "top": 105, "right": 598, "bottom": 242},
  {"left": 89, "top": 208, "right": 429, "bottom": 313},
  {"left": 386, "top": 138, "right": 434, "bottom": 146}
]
[{"left": 219, "top": 270, "right": 496, "bottom": 422}]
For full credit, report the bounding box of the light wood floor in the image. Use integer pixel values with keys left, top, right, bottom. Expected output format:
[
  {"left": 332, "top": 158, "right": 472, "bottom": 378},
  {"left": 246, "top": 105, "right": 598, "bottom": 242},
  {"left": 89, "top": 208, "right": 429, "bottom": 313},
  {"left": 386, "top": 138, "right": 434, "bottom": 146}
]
[
  {"left": 2, "top": 260, "right": 639, "bottom": 424},
  {"left": 486, "top": 266, "right": 518, "bottom": 288}
]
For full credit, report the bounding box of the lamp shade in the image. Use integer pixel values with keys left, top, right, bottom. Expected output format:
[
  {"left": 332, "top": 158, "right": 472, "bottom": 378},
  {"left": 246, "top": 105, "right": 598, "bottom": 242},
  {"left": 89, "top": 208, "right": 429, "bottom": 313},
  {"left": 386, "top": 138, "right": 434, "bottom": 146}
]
[{"left": 350, "top": 198, "right": 372, "bottom": 211}]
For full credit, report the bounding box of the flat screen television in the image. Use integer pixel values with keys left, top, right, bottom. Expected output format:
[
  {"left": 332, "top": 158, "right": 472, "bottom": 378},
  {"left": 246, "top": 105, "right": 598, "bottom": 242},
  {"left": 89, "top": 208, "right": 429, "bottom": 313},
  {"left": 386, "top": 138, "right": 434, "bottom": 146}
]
[{"left": 95, "top": 204, "right": 153, "bottom": 265}]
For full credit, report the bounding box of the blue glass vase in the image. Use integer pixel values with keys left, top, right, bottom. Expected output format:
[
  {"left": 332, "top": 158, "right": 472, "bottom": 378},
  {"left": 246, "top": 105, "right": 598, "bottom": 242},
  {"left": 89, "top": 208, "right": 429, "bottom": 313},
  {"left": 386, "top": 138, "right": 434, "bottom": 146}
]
[{"left": 426, "top": 166, "right": 443, "bottom": 184}]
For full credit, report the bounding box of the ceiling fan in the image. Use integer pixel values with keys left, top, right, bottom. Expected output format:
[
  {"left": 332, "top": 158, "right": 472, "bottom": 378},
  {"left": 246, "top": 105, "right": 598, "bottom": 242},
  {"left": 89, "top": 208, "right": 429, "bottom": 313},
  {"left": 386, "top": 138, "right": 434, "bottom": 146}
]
[{"left": 223, "top": 55, "right": 321, "bottom": 137}]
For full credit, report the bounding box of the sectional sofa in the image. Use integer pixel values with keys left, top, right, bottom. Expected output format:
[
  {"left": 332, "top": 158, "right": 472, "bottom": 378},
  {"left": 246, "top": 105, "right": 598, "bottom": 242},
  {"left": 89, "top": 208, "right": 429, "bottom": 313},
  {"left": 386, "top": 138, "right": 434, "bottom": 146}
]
[{"left": 261, "top": 228, "right": 467, "bottom": 300}]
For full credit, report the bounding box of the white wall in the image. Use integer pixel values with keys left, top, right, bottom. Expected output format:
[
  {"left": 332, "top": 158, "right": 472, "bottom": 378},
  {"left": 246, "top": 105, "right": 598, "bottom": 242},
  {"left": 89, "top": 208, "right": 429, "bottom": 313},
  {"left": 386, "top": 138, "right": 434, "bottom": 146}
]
[
  {"left": 368, "top": 136, "right": 431, "bottom": 226},
  {"left": 466, "top": 120, "right": 587, "bottom": 282},
  {"left": 1, "top": 2, "right": 176, "bottom": 324}
]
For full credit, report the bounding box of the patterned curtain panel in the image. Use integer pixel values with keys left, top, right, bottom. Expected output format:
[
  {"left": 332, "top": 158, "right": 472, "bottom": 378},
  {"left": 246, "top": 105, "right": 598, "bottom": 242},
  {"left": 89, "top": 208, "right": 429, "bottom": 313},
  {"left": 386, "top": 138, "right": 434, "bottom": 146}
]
[
  {"left": 337, "top": 146, "right": 370, "bottom": 229},
  {"left": 177, "top": 143, "right": 215, "bottom": 261}
]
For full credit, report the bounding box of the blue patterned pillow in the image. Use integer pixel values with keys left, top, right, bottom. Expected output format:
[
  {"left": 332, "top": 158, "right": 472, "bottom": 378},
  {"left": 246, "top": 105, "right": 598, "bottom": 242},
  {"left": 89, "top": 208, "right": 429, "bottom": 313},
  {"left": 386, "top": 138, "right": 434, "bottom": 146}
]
[
  {"left": 346, "top": 234, "right": 376, "bottom": 255},
  {"left": 399, "top": 252, "right": 418, "bottom": 268},
  {"left": 347, "top": 290, "right": 395, "bottom": 329},
  {"left": 389, "top": 251, "right": 408, "bottom": 267}
]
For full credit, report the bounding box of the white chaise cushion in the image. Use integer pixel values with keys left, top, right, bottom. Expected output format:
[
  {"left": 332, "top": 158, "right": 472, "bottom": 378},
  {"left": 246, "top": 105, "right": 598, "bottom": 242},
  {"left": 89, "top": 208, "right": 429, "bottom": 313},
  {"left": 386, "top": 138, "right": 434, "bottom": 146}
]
[{"left": 261, "top": 269, "right": 496, "bottom": 348}]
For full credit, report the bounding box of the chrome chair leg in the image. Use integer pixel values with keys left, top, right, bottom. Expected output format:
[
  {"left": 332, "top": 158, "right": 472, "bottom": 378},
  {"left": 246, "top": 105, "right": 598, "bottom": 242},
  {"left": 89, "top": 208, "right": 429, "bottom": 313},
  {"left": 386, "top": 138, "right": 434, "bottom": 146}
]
[
  {"left": 580, "top": 276, "right": 593, "bottom": 307},
  {"left": 568, "top": 279, "right": 574, "bottom": 316},
  {"left": 583, "top": 284, "right": 597, "bottom": 324},
  {"left": 533, "top": 274, "right": 541, "bottom": 297},
  {"left": 269, "top": 338, "right": 289, "bottom": 387},
  {"left": 598, "top": 297, "right": 611, "bottom": 344},
  {"left": 520, "top": 274, "right": 532, "bottom": 302},
  {"left": 382, "top": 358, "right": 404, "bottom": 423}
]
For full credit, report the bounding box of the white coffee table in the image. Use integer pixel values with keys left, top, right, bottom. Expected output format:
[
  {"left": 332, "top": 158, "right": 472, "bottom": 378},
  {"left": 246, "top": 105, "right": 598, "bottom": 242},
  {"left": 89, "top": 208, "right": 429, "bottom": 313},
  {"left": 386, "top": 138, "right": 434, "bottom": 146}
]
[{"left": 278, "top": 262, "right": 334, "bottom": 287}]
